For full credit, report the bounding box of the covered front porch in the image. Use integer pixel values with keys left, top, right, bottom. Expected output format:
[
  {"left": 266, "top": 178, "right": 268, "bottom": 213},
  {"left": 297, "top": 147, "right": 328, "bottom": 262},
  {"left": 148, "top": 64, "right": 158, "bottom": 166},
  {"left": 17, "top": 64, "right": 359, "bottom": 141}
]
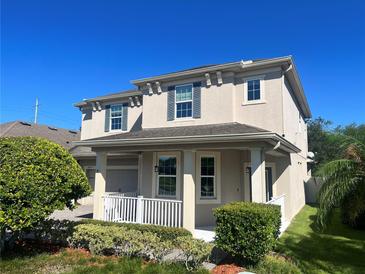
[{"left": 91, "top": 143, "right": 292, "bottom": 236}]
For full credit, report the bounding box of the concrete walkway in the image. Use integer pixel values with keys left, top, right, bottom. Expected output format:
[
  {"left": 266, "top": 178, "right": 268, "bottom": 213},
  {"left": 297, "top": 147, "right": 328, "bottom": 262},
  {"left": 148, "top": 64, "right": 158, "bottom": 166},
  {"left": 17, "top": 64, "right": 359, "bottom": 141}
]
[{"left": 50, "top": 204, "right": 93, "bottom": 221}]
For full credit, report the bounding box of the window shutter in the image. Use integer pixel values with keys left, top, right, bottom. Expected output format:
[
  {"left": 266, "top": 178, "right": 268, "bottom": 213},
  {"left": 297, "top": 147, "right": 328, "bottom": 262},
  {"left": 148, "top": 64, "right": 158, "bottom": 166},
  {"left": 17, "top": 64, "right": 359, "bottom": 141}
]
[
  {"left": 193, "top": 82, "right": 201, "bottom": 118},
  {"left": 122, "top": 103, "right": 128, "bottom": 131},
  {"left": 104, "top": 105, "right": 111, "bottom": 132},
  {"left": 167, "top": 85, "right": 175, "bottom": 121}
]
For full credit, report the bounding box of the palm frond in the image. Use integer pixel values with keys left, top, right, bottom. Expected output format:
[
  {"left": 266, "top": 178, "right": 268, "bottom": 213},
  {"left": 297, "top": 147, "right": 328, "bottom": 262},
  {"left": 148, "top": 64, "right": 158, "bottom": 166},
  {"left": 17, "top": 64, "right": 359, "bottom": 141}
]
[{"left": 316, "top": 159, "right": 362, "bottom": 229}]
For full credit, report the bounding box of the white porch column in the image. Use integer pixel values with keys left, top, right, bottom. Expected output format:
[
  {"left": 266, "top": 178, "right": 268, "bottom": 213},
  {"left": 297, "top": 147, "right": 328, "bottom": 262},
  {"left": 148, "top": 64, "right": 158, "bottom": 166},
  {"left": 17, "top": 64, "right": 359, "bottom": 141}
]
[
  {"left": 93, "top": 151, "right": 107, "bottom": 220},
  {"left": 183, "top": 150, "right": 196, "bottom": 232},
  {"left": 250, "top": 148, "right": 266, "bottom": 203}
]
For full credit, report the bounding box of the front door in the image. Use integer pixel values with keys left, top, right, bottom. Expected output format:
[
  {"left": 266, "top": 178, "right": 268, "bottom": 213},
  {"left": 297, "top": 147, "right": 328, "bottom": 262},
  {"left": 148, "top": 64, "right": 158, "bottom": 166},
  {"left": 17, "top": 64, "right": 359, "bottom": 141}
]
[{"left": 245, "top": 166, "right": 273, "bottom": 202}]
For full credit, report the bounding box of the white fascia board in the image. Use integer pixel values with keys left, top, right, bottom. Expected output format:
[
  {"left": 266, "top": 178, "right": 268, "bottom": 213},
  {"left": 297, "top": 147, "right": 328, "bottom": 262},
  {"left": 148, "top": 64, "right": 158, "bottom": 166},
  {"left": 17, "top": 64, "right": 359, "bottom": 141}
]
[{"left": 73, "top": 132, "right": 300, "bottom": 153}]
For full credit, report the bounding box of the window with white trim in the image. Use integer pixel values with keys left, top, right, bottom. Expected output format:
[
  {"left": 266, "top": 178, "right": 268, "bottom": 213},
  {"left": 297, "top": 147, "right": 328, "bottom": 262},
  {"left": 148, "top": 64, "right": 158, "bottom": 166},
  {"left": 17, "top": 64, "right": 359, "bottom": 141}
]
[
  {"left": 157, "top": 156, "right": 177, "bottom": 197},
  {"left": 175, "top": 84, "right": 193, "bottom": 118},
  {"left": 247, "top": 79, "right": 261, "bottom": 101},
  {"left": 110, "top": 104, "right": 123, "bottom": 130},
  {"left": 200, "top": 156, "right": 215, "bottom": 198}
]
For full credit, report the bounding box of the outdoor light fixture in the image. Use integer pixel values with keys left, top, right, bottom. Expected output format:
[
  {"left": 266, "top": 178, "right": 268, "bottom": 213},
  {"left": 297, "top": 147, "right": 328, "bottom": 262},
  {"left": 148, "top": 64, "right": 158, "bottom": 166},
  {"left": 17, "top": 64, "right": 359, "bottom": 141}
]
[{"left": 154, "top": 165, "right": 159, "bottom": 172}]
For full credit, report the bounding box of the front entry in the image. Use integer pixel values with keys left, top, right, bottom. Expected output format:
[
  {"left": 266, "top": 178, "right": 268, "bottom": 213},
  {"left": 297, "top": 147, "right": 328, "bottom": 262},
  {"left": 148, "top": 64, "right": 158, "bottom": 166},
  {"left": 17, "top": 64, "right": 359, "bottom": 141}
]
[{"left": 244, "top": 165, "right": 274, "bottom": 202}]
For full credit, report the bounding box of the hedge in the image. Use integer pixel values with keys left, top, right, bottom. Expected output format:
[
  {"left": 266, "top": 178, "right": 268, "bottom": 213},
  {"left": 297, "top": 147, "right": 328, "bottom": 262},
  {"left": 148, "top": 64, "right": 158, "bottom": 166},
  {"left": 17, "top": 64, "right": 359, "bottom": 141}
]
[
  {"left": 68, "top": 223, "right": 212, "bottom": 270},
  {"left": 213, "top": 202, "right": 281, "bottom": 264},
  {"left": 79, "top": 219, "right": 191, "bottom": 242}
]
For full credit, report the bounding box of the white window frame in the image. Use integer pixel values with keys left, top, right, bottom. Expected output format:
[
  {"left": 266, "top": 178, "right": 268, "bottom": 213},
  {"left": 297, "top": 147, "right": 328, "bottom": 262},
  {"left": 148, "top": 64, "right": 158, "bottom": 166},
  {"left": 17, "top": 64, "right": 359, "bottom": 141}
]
[
  {"left": 196, "top": 151, "right": 221, "bottom": 204},
  {"left": 242, "top": 75, "right": 266, "bottom": 105},
  {"left": 152, "top": 151, "right": 181, "bottom": 199},
  {"left": 175, "top": 83, "right": 193, "bottom": 119},
  {"left": 110, "top": 104, "right": 123, "bottom": 131}
]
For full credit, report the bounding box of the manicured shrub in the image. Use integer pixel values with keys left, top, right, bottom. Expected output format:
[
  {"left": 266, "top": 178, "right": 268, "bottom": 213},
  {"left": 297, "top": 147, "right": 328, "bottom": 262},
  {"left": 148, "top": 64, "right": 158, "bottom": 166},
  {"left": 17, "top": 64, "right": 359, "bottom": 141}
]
[
  {"left": 33, "top": 219, "right": 78, "bottom": 246},
  {"left": 0, "top": 137, "right": 91, "bottom": 235},
  {"left": 213, "top": 202, "right": 281, "bottom": 264},
  {"left": 250, "top": 254, "right": 302, "bottom": 274},
  {"left": 176, "top": 236, "right": 213, "bottom": 271},
  {"left": 69, "top": 223, "right": 173, "bottom": 261},
  {"left": 79, "top": 219, "right": 191, "bottom": 242}
]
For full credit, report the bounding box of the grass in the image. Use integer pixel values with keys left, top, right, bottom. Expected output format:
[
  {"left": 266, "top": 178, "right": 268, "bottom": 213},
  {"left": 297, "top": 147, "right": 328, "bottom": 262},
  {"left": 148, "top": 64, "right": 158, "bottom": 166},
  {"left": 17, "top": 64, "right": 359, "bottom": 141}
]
[
  {"left": 277, "top": 204, "right": 365, "bottom": 274},
  {"left": 0, "top": 248, "right": 209, "bottom": 274}
]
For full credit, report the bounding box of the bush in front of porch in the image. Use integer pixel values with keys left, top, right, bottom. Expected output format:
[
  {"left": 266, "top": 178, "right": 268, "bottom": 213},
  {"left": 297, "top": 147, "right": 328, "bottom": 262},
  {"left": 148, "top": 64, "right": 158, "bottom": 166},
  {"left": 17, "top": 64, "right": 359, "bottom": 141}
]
[
  {"left": 68, "top": 223, "right": 212, "bottom": 270},
  {"left": 214, "top": 201, "right": 281, "bottom": 264},
  {"left": 79, "top": 219, "right": 191, "bottom": 242}
]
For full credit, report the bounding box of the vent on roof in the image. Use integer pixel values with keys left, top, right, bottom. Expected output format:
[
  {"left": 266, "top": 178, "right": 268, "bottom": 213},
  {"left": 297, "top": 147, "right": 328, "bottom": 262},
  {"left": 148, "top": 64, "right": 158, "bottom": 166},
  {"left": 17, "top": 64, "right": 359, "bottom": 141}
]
[
  {"left": 48, "top": 126, "right": 58, "bottom": 131},
  {"left": 20, "top": 121, "right": 31, "bottom": 126},
  {"left": 69, "top": 130, "right": 77, "bottom": 134}
]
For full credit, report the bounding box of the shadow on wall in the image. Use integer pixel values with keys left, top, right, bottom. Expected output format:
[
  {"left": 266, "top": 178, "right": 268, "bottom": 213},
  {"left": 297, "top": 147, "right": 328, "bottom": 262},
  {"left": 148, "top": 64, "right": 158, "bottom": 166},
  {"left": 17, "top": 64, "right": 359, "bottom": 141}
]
[
  {"left": 304, "top": 177, "right": 323, "bottom": 204},
  {"left": 130, "top": 113, "right": 142, "bottom": 132}
]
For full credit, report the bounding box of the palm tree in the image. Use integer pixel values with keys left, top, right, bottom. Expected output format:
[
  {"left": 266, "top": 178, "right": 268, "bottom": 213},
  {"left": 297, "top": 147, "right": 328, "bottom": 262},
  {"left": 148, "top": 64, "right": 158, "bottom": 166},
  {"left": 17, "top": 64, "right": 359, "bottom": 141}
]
[{"left": 316, "top": 136, "right": 365, "bottom": 229}]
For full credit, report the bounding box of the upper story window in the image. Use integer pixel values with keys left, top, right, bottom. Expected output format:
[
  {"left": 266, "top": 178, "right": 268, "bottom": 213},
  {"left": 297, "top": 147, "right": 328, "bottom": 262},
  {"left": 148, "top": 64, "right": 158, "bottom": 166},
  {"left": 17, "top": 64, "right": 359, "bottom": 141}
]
[
  {"left": 175, "top": 84, "right": 193, "bottom": 118},
  {"left": 247, "top": 79, "right": 261, "bottom": 101},
  {"left": 243, "top": 75, "right": 265, "bottom": 105},
  {"left": 110, "top": 104, "right": 123, "bottom": 130}
]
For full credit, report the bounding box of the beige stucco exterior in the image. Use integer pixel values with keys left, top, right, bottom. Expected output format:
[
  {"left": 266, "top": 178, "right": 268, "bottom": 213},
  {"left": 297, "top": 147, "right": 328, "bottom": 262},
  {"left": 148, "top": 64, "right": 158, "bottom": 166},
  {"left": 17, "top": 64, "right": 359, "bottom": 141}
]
[
  {"left": 80, "top": 98, "right": 142, "bottom": 140},
  {"left": 75, "top": 57, "right": 311, "bottom": 231}
]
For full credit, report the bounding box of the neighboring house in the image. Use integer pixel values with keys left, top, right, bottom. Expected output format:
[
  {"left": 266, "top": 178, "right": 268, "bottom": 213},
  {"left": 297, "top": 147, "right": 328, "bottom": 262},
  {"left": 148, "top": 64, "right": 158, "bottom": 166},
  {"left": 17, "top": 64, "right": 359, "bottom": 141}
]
[
  {"left": 73, "top": 56, "right": 311, "bottom": 236},
  {"left": 0, "top": 120, "right": 80, "bottom": 149}
]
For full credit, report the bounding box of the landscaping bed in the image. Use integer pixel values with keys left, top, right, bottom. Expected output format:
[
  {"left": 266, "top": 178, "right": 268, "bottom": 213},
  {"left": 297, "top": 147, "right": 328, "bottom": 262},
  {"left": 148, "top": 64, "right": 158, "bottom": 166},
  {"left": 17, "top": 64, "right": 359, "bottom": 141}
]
[{"left": 1, "top": 244, "right": 209, "bottom": 274}]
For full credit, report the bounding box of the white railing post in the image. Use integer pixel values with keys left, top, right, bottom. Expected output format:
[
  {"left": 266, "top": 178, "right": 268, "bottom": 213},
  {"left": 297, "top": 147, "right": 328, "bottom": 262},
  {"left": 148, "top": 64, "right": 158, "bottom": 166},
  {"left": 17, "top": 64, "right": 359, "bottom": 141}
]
[{"left": 136, "top": 195, "right": 144, "bottom": 224}]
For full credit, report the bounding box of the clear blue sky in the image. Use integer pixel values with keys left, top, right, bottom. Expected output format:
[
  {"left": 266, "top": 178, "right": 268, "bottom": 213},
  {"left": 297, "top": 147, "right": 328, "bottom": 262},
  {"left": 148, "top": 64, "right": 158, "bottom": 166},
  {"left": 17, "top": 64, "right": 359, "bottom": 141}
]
[{"left": 1, "top": 0, "right": 364, "bottom": 130}]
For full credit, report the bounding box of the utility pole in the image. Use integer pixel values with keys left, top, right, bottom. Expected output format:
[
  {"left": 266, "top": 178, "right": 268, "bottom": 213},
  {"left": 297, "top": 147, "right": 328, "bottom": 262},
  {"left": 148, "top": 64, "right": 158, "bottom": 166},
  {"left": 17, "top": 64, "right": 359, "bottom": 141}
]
[{"left": 34, "top": 97, "right": 39, "bottom": 124}]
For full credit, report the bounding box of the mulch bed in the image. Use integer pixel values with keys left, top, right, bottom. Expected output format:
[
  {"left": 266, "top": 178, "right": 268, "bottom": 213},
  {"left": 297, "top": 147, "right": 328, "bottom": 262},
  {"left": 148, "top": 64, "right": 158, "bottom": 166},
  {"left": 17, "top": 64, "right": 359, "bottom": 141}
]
[{"left": 211, "top": 263, "right": 246, "bottom": 274}]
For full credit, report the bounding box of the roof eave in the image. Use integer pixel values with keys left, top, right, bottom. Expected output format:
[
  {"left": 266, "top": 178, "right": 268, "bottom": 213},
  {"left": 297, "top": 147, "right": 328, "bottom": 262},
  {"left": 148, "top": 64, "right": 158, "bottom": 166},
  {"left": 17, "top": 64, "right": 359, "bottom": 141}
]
[
  {"left": 73, "top": 90, "right": 142, "bottom": 108},
  {"left": 287, "top": 62, "right": 312, "bottom": 118},
  {"left": 73, "top": 132, "right": 300, "bottom": 153},
  {"left": 131, "top": 56, "right": 293, "bottom": 85}
]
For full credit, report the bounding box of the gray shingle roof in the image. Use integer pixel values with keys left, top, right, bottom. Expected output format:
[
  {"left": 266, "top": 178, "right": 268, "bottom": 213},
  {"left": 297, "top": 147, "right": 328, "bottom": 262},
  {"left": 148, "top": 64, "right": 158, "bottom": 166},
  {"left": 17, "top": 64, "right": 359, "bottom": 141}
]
[
  {"left": 87, "top": 122, "right": 269, "bottom": 141},
  {"left": 0, "top": 121, "right": 80, "bottom": 150}
]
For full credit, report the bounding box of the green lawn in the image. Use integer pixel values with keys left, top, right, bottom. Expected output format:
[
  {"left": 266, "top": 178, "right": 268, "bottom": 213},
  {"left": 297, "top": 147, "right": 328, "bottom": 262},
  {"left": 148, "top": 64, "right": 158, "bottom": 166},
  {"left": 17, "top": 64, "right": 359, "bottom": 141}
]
[
  {"left": 0, "top": 248, "right": 208, "bottom": 274},
  {"left": 277, "top": 204, "right": 365, "bottom": 274}
]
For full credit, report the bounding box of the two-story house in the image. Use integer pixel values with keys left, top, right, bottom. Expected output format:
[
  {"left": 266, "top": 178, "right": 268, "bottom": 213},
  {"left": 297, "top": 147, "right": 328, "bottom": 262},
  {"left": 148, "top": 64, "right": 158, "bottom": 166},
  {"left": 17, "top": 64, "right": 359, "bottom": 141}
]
[{"left": 73, "top": 56, "right": 311, "bottom": 238}]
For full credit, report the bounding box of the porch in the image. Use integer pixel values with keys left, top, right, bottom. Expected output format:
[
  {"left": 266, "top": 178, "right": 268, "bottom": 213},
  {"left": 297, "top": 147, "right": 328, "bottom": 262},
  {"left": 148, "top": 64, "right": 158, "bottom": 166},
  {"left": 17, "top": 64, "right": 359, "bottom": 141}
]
[
  {"left": 101, "top": 191, "right": 287, "bottom": 242},
  {"left": 91, "top": 145, "right": 293, "bottom": 236}
]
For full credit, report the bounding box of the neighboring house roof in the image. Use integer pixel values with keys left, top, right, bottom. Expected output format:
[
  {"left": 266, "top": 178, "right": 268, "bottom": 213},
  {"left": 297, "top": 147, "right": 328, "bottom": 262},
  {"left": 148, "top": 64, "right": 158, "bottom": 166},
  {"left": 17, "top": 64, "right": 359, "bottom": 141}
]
[
  {"left": 0, "top": 121, "right": 80, "bottom": 150},
  {"left": 74, "top": 89, "right": 141, "bottom": 107},
  {"left": 74, "top": 122, "right": 300, "bottom": 153}
]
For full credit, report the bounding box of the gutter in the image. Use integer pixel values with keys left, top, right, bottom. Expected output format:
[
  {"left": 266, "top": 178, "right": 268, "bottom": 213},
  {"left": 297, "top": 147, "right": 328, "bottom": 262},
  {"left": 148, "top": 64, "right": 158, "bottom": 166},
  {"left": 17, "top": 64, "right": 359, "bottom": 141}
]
[
  {"left": 73, "top": 132, "right": 300, "bottom": 153},
  {"left": 131, "top": 56, "right": 292, "bottom": 85}
]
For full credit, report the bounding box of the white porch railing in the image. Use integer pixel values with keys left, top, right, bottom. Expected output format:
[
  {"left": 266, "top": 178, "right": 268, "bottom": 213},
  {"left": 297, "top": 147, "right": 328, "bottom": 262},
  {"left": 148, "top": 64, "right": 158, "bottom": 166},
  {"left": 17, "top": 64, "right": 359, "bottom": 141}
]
[
  {"left": 106, "top": 192, "right": 138, "bottom": 197},
  {"left": 103, "top": 194, "right": 182, "bottom": 227},
  {"left": 266, "top": 194, "right": 286, "bottom": 232}
]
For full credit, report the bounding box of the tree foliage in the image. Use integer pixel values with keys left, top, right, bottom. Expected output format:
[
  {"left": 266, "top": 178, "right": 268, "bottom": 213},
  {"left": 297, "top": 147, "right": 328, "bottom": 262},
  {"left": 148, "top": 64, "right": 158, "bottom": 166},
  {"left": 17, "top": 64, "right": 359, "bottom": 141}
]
[
  {"left": 316, "top": 136, "right": 365, "bottom": 229},
  {"left": 0, "top": 137, "right": 91, "bottom": 233}
]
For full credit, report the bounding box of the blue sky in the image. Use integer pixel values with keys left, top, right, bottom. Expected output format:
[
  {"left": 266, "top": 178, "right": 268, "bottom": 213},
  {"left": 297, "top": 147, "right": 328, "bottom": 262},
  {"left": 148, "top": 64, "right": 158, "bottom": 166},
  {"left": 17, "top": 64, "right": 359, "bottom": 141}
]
[{"left": 1, "top": 0, "right": 364, "bottom": 130}]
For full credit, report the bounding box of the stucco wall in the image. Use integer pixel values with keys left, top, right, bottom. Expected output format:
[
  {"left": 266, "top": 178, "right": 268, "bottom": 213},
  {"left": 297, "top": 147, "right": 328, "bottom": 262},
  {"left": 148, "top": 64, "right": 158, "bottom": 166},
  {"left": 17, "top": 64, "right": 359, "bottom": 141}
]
[
  {"left": 141, "top": 73, "right": 235, "bottom": 129},
  {"left": 80, "top": 99, "right": 142, "bottom": 140},
  {"left": 234, "top": 69, "right": 284, "bottom": 135},
  {"left": 282, "top": 78, "right": 308, "bottom": 158}
]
